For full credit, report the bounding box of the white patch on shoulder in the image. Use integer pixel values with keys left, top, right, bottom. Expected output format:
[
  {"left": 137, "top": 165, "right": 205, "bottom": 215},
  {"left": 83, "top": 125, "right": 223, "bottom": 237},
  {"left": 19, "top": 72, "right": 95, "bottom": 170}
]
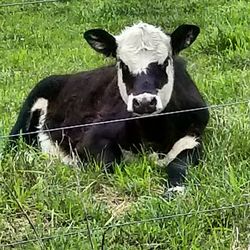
[
  {"left": 115, "top": 22, "right": 172, "bottom": 74},
  {"left": 31, "top": 98, "right": 48, "bottom": 112},
  {"left": 31, "top": 98, "right": 77, "bottom": 165}
]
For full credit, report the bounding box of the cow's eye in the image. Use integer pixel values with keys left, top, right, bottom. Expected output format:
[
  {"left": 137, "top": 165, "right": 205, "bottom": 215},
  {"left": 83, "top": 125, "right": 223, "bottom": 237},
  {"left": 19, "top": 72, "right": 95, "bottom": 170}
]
[
  {"left": 162, "top": 56, "right": 170, "bottom": 68},
  {"left": 120, "top": 60, "right": 129, "bottom": 72}
]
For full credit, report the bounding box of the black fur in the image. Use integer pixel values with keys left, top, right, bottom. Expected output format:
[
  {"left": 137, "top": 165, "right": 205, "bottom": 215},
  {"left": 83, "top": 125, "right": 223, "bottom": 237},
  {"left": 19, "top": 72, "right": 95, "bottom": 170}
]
[
  {"left": 9, "top": 58, "right": 209, "bottom": 188},
  {"left": 9, "top": 75, "right": 66, "bottom": 147},
  {"left": 121, "top": 60, "right": 168, "bottom": 96},
  {"left": 84, "top": 29, "right": 117, "bottom": 57},
  {"left": 171, "top": 24, "right": 200, "bottom": 54},
  {"left": 9, "top": 24, "right": 209, "bottom": 190}
]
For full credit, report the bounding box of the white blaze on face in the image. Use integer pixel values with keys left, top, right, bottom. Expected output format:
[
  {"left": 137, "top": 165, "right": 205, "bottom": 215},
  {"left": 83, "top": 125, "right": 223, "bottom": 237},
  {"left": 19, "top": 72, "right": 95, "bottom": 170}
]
[
  {"left": 157, "top": 56, "right": 174, "bottom": 111},
  {"left": 115, "top": 22, "right": 175, "bottom": 113},
  {"left": 117, "top": 63, "right": 128, "bottom": 104},
  {"left": 127, "top": 93, "right": 163, "bottom": 112}
]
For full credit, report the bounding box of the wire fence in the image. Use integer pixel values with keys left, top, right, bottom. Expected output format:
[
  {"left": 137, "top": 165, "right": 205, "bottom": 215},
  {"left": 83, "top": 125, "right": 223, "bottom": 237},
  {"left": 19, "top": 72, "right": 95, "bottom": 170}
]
[
  {"left": 0, "top": 0, "right": 58, "bottom": 8},
  {"left": 1, "top": 1, "right": 249, "bottom": 249},
  {"left": 0, "top": 202, "right": 249, "bottom": 248},
  {"left": 0, "top": 99, "right": 249, "bottom": 140},
  {"left": 0, "top": 98, "right": 249, "bottom": 248},
  {"left": 0, "top": 85, "right": 249, "bottom": 248}
]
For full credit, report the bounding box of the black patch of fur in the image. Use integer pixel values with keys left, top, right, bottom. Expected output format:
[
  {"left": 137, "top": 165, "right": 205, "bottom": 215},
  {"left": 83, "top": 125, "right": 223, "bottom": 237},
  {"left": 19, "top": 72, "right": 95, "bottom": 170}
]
[
  {"left": 120, "top": 59, "right": 169, "bottom": 95},
  {"left": 10, "top": 57, "right": 209, "bottom": 187},
  {"left": 171, "top": 24, "right": 200, "bottom": 54},
  {"left": 84, "top": 29, "right": 117, "bottom": 57},
  {"left": 9, "top": 75, "right": 67, "bottom": 147}
]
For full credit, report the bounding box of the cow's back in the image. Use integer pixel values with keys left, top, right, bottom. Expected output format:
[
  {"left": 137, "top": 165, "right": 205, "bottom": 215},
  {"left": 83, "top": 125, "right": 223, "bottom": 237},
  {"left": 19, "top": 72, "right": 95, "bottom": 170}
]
[
  {"left": 9, "top": 74, "right": 67, "bottom": 146},
  {"left": 43, "top": 65, "right": 128, "bottom": 156}
]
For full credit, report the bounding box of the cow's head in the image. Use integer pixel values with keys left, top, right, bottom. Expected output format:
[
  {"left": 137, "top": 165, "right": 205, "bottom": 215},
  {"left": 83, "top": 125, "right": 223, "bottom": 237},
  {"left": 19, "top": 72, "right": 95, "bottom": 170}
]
[{"left": 84, "top": 22, "right": 200, "bottom": 115}]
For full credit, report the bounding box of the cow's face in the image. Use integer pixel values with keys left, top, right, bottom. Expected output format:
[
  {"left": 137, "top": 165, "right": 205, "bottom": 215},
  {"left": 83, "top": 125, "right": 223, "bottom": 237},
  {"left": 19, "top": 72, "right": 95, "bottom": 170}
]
[{"left": 84, "top": 22, "right": 200, "bottom": 115}]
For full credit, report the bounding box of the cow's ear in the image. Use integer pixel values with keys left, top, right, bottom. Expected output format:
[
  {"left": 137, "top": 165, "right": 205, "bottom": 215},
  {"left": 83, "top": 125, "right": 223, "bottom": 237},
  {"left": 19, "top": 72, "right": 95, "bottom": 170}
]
[
  {"left": 84, "top": 29, "right": 117, "bottom": 57},
  {"left": 171, "top": 24, "right": 200, "bottom": 54}
]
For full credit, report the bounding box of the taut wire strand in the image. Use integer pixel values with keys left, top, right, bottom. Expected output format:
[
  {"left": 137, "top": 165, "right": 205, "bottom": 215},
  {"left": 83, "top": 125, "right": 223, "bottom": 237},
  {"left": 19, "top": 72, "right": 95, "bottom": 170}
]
[
  {"left": 0, "top": 99, "right": 249, "bottom": 140},
  {"left": 0, "top": 202, "right": 249, "bottom": 248},
  {"left": 100, "top": 202, "right": 250, "bottom": 249},
  {"left": 0, "top": 0, "right": 58, "bottom": 8}
]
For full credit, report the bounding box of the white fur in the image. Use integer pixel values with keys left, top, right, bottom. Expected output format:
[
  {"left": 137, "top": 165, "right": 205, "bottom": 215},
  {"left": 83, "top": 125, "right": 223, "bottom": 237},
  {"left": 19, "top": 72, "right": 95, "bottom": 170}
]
[
  {"left": 88, "top": 34, "right": 107, "bottom": 50},
  {"left": 167, "top": 135, "right": 199, "bottom": 162},
  {"left": 115, "top": 22, "right": 172, "bottom": 74},
  {"left": 117, "top": 65, "right": 129, "bottom": 104},
  {"left": 93, "top": 41, "right": 106, "bottom": 50},
  {"left": 127, "top": 93, "right": 134, "bottom": 112},
  {"left": 157, "top": 58, "right": 174, "bottom": 111},
  {"left": 31, "top": 98, "right": 76, "bottom": 165},
  {"left": 115, "top": 22, "right": 174, "bottom": 112},
  {"left": 31, "top": 98, "right": 48, "bottom": 112},
  {"left": 151, "top": 136, "right": 199, "bottom": 167},
  {"left": 127, "top": 92, "right": 163, "bottom": 113},
  {"left": 166, "top": 186, "right": 185, "bottom": 194}
]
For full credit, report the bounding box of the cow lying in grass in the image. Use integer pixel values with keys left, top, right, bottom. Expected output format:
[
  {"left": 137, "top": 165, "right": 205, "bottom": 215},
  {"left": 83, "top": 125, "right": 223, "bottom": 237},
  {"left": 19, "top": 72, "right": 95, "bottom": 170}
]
[{"left": 10, "top": 22, "right": 209, "bottom": 194}]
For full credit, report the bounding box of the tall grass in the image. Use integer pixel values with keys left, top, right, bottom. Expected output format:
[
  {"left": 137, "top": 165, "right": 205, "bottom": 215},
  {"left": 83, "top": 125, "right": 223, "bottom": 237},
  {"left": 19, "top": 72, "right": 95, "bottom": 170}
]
[{"left": 0, "top": 0, "right": 249, "bottom": 249}]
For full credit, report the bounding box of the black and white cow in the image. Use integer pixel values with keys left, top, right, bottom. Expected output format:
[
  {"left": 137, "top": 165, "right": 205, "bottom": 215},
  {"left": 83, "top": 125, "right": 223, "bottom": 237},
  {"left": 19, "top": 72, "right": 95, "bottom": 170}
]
[{"left": 9, "top": 22, "right": 209, "bottom": 193}]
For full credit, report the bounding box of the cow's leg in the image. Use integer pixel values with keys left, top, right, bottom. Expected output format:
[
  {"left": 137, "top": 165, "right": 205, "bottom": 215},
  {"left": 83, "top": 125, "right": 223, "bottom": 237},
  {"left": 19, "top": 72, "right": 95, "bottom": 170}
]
[
  {"left": 99, "top": 141, "right": 122, "bottom": 171},
  {"left": 166, "top": 136, "right": 201, "bottom": 197},
  {"left": 152, "top": 135, "right": 202, "bottom": 196},
  {"left": 77, "top": 136, "right": 122, "bottom": 172},
  {"left": 167, "top": 145, "right": 200, "bottom": 187}
]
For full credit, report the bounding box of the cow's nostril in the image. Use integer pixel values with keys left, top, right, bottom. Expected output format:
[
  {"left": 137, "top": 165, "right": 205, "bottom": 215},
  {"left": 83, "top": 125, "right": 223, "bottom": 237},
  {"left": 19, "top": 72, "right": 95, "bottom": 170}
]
[
  {"left": 133, "top": 99, "right": 140, "bottom": 108},
  {"left": 149, "top": 98, "right": 157, "bottom": 107}
]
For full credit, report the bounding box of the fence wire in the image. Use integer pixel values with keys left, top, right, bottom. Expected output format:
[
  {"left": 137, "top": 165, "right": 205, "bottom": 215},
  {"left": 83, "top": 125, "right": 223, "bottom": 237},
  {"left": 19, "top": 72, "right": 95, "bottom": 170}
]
[
  {"left": 0, "top": 202, "right": 249, "bottom": 248},
  {"left": 0, "top": 99, "right": 249, "bottom": 140},
  {"left": 0, "top": 1, "right": 249, "bottom": 248},
  {"left": 100, "top": 202, "right": 250, "bottom": 249},
  {"left": 0, "top": 0, "right": 58, "bottom": 8},
  {"left": 0, "top": 99, "right": 249, "bottom": 248},
  {"left": 2, "top": 182, "right": 45, "bottom": 249}
]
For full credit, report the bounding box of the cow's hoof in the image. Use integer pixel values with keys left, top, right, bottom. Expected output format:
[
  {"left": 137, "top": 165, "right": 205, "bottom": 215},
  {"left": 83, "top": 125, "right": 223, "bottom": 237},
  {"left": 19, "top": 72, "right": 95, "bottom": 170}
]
[{"left": 163, "top": 186, "right": 185, "bottom": 199}]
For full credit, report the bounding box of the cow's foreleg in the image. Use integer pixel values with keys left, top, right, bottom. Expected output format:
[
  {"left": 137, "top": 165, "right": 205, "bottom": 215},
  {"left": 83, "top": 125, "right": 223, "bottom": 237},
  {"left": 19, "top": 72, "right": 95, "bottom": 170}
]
[
  {"left": 151, "top": 135, "right": 202, "bottom": 195},
  {"left": 77, "top": 137, "right": 122, "bottom": 172}
]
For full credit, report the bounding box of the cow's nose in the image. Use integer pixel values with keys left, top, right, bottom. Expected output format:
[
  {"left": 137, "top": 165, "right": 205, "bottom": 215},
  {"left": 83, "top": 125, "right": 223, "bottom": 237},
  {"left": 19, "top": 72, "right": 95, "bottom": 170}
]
[{"left": 132, "top": 97, "right": 157, "bottom": 114}]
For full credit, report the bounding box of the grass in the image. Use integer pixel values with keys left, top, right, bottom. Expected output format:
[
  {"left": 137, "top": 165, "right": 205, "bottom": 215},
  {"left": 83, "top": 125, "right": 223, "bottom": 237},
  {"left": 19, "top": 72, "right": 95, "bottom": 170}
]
[{"left": 0, "top": 0, "right": 249, "bottom": 249}]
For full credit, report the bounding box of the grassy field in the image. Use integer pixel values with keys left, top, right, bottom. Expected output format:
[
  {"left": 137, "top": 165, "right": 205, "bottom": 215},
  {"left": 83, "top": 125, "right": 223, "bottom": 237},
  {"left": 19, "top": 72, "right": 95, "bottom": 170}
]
[{"left": 0, "top": 0, "right": 249, "bottom": 249}]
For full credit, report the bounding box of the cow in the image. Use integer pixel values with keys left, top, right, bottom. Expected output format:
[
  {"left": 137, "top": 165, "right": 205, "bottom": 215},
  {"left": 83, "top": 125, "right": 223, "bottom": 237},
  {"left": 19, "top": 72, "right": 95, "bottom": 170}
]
[{"left": 9, "top": 22, "right": 209, "bottom": 194}]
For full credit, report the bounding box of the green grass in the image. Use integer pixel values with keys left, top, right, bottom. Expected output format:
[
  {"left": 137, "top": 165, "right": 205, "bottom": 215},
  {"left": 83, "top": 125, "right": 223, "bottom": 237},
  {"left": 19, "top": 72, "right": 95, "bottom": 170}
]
[{"left": 0, "top": 0, "right": 249, "bottom": 249}]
